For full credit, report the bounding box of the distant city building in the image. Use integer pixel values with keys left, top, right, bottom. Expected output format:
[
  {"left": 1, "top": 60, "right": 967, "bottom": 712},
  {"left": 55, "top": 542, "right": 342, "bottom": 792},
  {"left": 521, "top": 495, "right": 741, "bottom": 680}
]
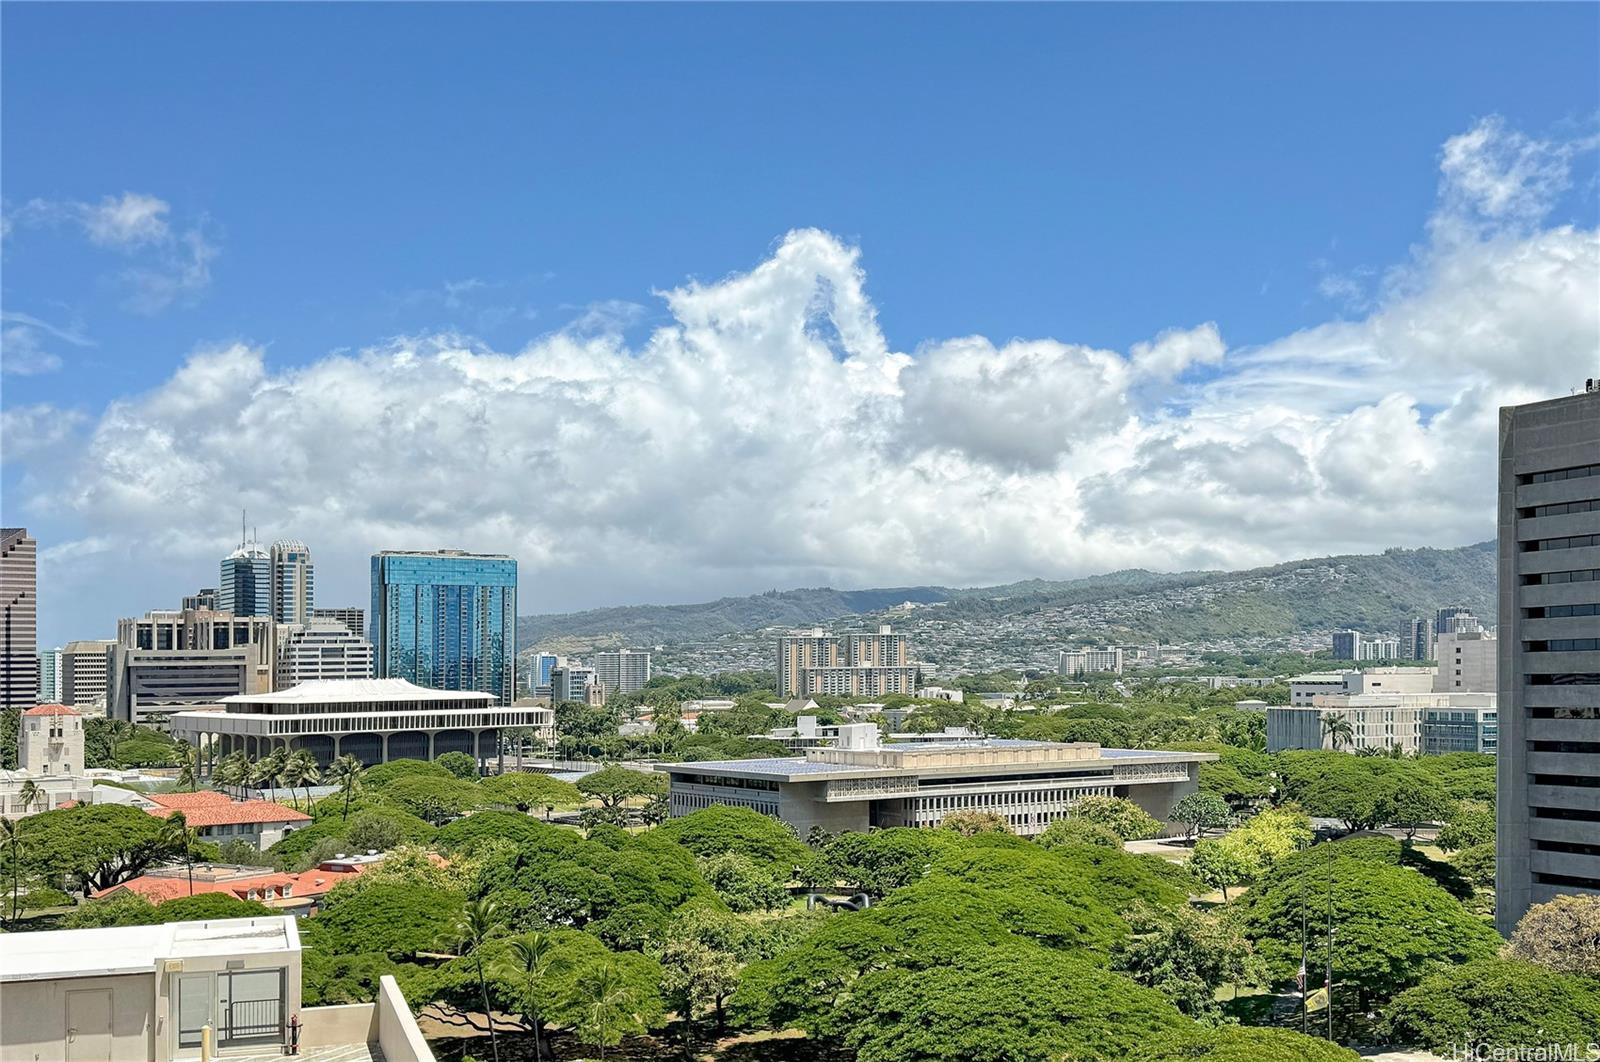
[
  {"left": 1433, "top": 629, "right": 1498, "bottom": 693},
  {"left": 169, "top": 677, "right": 554, "bottom": 771},
  {"left": 1408, "top": 616, "right": 1433, "bottom": 661},
  {"left": 59, "top": 639, "right": 115, "bottom": 712},
  {"left": 777, "top": 624, "right": 917, "bottom": 697},
  {"left": 1434, "top": 606, "right": 1484, "bottom": 637},
  {"left": 1, "top": 704, "right": 97, "bottom": 817},
  {"left": 275, "top": 621, "right": 374, "bottom": 687},
  {"left": 1267, "top": 692, "right": 1493, "bottom": 755},
  {"left": 1332, "top": 629, "right": 1401, "bottom": 661},
  {"left": 531, "top": 652, "right": 562, "bottom": 691},
  {"left": 917, "top": 686, "right": 964, "bottom": 702},
  {"left": 183, "top": 587, "right": 220, "bottom": 611},
  {"left": 549, "top": 664, "right": 600, "bottom": 705},
  {"left": 310, "top": 606, "right": 365, "bottom": 638},
  {"left": 1496, "top": 389, "right": 1600, "bottom": 934},
  {"left": 658, "top": 727, "right": 1216, "bottom": 837},
  {"left": 270, "top": 540, "right": 315, "bottom": 625},
  {"left": 594, "top": 649, "right": 651, "bottom": 696},
  {"left": 1, "top": 528, "right": 40, "bottom": 711},
  {"left": 370, "top": 549, "right": 517, "bottom": 705},
  {"left": 38, "top": 647, "right": 61, "bottom": 703},
  {"left": 1058, "top": 647, "right": 1124, "bottom": 676},
  {"left": 218, "top": 538, "right": 271, "bottom": 617},
  {"left": 109, "top": 609, "right": 275, "bottom": 728},
  {"left": 1288, "top": 667, "right": 1436, "bottom": 706},
  {"left": 1421, "top": 704, "right": 1499, "bottom": 755}
]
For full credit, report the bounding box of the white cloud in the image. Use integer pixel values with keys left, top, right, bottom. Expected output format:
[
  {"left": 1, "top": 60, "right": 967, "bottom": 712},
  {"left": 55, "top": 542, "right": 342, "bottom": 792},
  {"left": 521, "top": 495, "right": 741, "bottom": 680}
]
[
  {"left": 2, "top": 191, "right": 216, "bottom": 313},
  {"left": 81, "top": 192, "right": 171, "bottom": 248},
  {"left": 12, "top": 118, "right": 1600, "bottom": 623}
]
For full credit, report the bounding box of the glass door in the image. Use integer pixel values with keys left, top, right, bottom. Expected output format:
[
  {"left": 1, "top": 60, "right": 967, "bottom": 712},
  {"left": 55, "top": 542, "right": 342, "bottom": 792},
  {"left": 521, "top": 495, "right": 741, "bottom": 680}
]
[
  {"left": 220, "top": 969, "right": 284, "bottom": 1046},
  {"left": 175, "top": 974, "right": 216, "bottom": 1052}
]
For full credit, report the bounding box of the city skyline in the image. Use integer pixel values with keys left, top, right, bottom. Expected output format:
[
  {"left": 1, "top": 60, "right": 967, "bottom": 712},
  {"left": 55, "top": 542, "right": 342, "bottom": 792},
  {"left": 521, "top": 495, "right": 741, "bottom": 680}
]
[{"left": 4, "top": 5, "right": 1598, "bottom": 650}]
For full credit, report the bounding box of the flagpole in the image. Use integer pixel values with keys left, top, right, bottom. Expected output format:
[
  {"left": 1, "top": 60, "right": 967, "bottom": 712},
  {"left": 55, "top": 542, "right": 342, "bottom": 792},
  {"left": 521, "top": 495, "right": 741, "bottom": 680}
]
[{"left": 1299, "top": 871, "right": 1308, "bottom": 1036}]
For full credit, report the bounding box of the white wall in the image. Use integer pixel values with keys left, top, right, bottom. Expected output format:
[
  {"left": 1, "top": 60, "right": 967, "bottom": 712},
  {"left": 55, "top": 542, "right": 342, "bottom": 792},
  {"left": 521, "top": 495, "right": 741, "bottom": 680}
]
[{"left": 0, "top": 972, "right": 154, "bottom": 1062}]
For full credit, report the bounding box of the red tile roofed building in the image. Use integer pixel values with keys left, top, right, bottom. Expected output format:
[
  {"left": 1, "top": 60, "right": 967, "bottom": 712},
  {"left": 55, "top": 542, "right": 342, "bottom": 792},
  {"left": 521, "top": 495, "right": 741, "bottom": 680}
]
[
  {"left": 92, "top": 860, "right": 366, "bottom": 912},
  {"left": 22, "top": 703, "right": 79, "bottom": 716},
  {"left": 144, "top": 795, "right": 310, "bottom": 849}
]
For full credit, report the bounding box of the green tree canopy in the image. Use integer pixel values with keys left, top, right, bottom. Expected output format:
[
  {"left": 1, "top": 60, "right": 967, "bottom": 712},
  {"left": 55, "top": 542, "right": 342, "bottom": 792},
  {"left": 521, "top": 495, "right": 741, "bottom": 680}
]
[
  {"left": 360, "top": 758, "right": 452, "bottom": 789},
  {"left": 654, "top": 805, "right": 809, "bottom": 870},
  {"left": 845, "top": 943, "right": 1186, "bottom": 1062},
  {"left": 433, "top": 750, "right": 480, "bottom": 780},
  {"left": 1063, "top": 795, "right": 1165, "bottom": 841},
  {"left": 1130, "top": 1026, "right": 1361, "bottom": 1061},
  {"left": 1383, "top": 957, "right": 1600, "bottom": 1052},
  {"left": 376, "top": 774, "right": 482, "bottom": 825},
  {"left": 810, "top": 828, "right": 961, "bottom": 894},
  {"left": 1502, "top": 894, "right": 1600, "bottom": 976},
  {"left": 1169, "top": 793, "right": 1232, "bottom": 841},
  {"left": 477, "top": 772, "right": 582, "bottom": 813},
  {"left": 308, "top": 881, "right": 467, "bottom": 958},
  {"left": 576, "top": 765, "right": 668, "bottom": 810},
  {"left": 19, "top": 804, "right": 185, "bottom": 893}
]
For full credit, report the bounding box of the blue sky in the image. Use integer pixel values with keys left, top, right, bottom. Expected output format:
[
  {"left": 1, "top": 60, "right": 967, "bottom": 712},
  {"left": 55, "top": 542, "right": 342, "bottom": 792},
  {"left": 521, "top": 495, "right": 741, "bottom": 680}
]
[{"left": 3, "top": 4, "right": 1598, "bottom": 647}]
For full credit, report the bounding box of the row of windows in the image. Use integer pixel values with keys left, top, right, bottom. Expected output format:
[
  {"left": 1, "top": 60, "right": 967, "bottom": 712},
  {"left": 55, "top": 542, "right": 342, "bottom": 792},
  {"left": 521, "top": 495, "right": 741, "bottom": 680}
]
[
  {"left": 1532, "top": 740, "right": 1600, "bottom": 754},
  {"left": 1523, "top": 569, "right": 1600, "bottom": 585},
  {"left": 1526, "top": 463, "right": 1600, "bottom": 484},
  {"left": 1528, "top": 673, "right": 1600, "bottom": 686},
  {"left": 1533, "top": 774, "right": 1600, "bottom": 789},
  {"left": 1522, "top": 498, "right": 1600, "bottom": 518},
  {"left": 1535, "top": 805, "right": 1600, "bottom": 823},
  {"left": 914, "top": 785, "right": 1114, "bottom": 812},
  {"left": 1528, "top": 603, "right": 1600, "bottom": 618},
  {"left": 1533, "top": 871, "right": 1600, "bottom": 890},
  {"left": 674, "top": 774, "right": 780, "bottom": 792},
  {"left": 670, "top": 793, "right": 778, "bottom": 817},
  {"left": 1525, "top": 534, "right": 1600, "bottom": 552},
  {"left": 1527, "top": 640, "right": 1600, "bottom": 652},
  {"left": 1532, "top": 707, "right": 1600, "bottom": 719}
]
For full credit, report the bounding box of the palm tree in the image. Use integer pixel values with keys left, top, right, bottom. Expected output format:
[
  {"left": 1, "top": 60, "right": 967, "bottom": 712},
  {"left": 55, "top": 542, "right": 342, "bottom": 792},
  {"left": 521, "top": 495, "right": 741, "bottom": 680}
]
[
  {"left": 327, "top": 754, "right": 365, "bottom": 820},
  {"left": 504, "top": 931, "right": 561, "bottom": 1061},
  {"left": 2, "top": 817, "right": 23, "bottom": 924},
  {"left": 281, "top": 749, "right": 321, "bottom": 812},
  {"left": 249, "top": 748, "right": 287, "bottom": 796},
  {"left": 173, "top": 742, "right": 198, "bottom": 792},
  {"left": 161, "top": 811, "right": 195, "bottom": 896},
  {"left": 445, "top": 897, "right": 502, "bottom": 1062},
  {"left": 215, "top": 751, "right": 249, "bottom": 797},
  {"left": 578, "top": 961, "right": 635, "bottom": 1061},
  {"left": 16, "top": 779, "right": 43, "bottom": 816},
  {"left": 1322, "top": 713, "right": 1355, "bottom": 751}
]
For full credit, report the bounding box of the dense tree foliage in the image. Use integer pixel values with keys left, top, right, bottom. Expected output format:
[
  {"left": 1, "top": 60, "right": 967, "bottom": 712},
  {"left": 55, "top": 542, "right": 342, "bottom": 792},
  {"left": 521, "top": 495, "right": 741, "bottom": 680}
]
[
  {"left": 1502, "top": 894, "right": 1600, "bottom": 975},
  {"left": 654, "top": 805, "right": 810, "bottom": 871},
  {"left": 1131, "top": 1027, "right": 1362, "bottom": 1061},
  {"left": 1383, "top": 958, "right": 1600, "bottom": 1051},
  {"left": 18, "top": 804, "right": 186, "bottom": 893},
  {"left": 1057, "top": 796, "right": 1164, "bottom": 841}
]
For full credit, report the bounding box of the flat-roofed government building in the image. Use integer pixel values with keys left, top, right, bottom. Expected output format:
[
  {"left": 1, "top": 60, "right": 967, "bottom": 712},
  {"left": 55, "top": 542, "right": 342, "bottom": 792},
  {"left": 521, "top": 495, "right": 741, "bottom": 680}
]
[
  {"left": 657, "top": 723, "right": 1216, "bottom": 837},
  {"left": 169, "top": 677, "right": 553, "bottom": 773}
]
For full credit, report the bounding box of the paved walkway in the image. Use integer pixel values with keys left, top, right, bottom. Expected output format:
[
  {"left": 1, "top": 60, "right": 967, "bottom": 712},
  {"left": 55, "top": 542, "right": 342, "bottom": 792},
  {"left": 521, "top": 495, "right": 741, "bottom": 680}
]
[{"left": 227, "top": 1044, "right": 384, "bottom": 1062}]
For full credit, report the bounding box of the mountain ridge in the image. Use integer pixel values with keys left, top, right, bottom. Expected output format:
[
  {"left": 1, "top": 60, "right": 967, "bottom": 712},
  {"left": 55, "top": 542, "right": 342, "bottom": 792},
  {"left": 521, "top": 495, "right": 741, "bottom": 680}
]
[{"left": 518, "top": 540, "right": 1497, "bottom": 653}]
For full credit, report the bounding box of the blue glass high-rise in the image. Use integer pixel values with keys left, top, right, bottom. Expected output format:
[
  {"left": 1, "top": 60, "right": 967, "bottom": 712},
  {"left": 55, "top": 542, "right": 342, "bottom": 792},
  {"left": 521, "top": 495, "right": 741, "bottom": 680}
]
[{"left": 371, "top": 550, "right": 518, "bottom": 705}]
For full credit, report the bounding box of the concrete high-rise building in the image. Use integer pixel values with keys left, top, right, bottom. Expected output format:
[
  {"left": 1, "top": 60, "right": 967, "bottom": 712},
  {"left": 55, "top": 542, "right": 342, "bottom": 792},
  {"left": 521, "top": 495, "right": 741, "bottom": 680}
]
[
  {"left": 1331, "top": 629, "right": 1360, "bottom": 660},
  {"left": 60, "top": 639, "right": 115, "bottom": 712},
  {"left": 777, "top": 624, "right": 916, "bottom": 697},
  {"left": 311, "top": 606, "right": 365, "bottom": 639},
  {"left": 1408, "top": 617, "right": 1433, "bottom": 661},
  {"left": 549, "top": 664, "right": 599, "bottom": 705},
  {"left": 371, "top": 550, "right": 517, "bottom": 705},
  {"left": 1496, "top": 388, "right": 1600, "bottom": 934},
  {"left": 270, "top": 540, "right": 315, "bottom": 625},
  {"left": 219, "top": 540, "right": 271, "bottom": 617},
  {"left": 1, "top": 528, "right": 40, "bottom": 710},
  {"left": 531, "top": 652, "right": 562, "bottom": 691},
  {"left": 1058, "top": 647, "right": 1124, "bottom": 676},
  {"left": 38, "top": 647, "right": 61, "bottom": 703},
  {"left": 108, "top": 608, "right": 276, "bottom": 728},
  {"left": 183, "top": 587, "right": 220, "bottom": 611},
  {"left": 1435, "top": 606, "right": 1484, "bottom": 637},
  {"left": 1433, "top": 630, "right": 1498, "bottom": 693},
  {"left": 275, "top": 621, "right": 374, "bottom": 687},
  {"left": 594, "top": 649, "right": 651, "bottom": 696}
]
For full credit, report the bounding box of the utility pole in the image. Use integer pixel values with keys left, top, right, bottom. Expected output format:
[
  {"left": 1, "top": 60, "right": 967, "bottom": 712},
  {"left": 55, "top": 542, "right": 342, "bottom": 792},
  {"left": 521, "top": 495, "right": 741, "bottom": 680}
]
[
  {"left": 1299, "top": 873, "right": 1308, "bottom": 1036},
  {"left": 1325, "top": 853, "right": 1335, "bottom": 1042}
]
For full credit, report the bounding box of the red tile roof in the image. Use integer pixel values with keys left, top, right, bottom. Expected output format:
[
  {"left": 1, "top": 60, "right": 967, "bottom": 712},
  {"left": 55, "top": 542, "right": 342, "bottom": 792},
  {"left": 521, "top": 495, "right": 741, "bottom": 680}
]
[
  {"left": 146, "top": 799, "right": 311, "bottom": 828},
  {"left": 23, "top": 703, "right": 79, "bottom": 716},
  {"left": 94, "top": 864, "right": 363, "bottom": 903},
  {"left": 146, "top": 791, "right": 234, "bottom": 809}
]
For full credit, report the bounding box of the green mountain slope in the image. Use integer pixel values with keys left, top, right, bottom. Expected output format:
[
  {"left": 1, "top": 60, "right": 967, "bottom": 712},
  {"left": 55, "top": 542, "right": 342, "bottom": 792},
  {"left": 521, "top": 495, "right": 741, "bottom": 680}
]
[{"left": 518, "top": 541, "right": 1496, "bottom": 652}]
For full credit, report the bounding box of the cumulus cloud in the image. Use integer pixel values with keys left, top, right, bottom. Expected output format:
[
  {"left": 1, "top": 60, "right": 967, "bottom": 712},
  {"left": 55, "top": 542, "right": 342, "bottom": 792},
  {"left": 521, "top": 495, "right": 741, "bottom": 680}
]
[{"left": 10, "top": 118, "right": 1600, "bottom": 621}]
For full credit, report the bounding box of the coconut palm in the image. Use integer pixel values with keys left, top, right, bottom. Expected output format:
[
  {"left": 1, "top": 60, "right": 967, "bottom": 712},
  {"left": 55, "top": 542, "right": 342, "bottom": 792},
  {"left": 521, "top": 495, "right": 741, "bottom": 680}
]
[
  {"left": 173, "top": 742, "right": 198, "bottom": 792},
  {"left": 161, "top": 811, "right": 196, "bottom": 896},
  {"left": 2, "top": 817, "right": 22, "bottom": 924},
  {"left": 578, "top": 961, "right": 636, "bottom": 1061},
  {"left": 248, "top": 748, "right": 287, "bottom": 796},
  {"left": 16, "top": 779, "right": 43, "bottom": 816},
  {"left": 327, "top": 754, "right": 365, "bottom": 820},
  {"left": 281, "top": 749, "right": 321, "bottom": 812},
  {"left": 444, "top": 897, "right": 503, "bottom": 1062},
  {"left": 504, "top": 931, "right": 562, "bottom": 1061},
  {"left": 1322, "top": 713, "right": 1355, "bottom": 751},
  {"left": 214, "top": 750, "right": 250, "bottom": 797}
]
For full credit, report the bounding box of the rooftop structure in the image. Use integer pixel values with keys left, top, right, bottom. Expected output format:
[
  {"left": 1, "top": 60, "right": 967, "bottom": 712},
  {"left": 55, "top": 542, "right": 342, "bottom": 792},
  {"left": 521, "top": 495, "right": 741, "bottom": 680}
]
[
  {"left": 169, "top": 677, "right": 553, "bottom": 775},
  {"left": 143, "top": 791, "right": 312, "bottom": 850},
  {"left": 659, "top": 726, "right": 1214, "bottom": 838}
]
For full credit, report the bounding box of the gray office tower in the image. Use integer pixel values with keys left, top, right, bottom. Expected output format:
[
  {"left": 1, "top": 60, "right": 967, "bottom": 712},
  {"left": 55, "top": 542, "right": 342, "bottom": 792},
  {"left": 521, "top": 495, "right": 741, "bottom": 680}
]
[{"left": 1495, "top": 386, "right": 1600, "bottom": 935}]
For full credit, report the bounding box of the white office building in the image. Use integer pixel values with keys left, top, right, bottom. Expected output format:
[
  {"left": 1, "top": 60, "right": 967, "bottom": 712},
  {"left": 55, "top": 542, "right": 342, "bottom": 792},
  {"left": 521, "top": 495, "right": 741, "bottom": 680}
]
[
  {"left": 1058, "top": 647, "right": 1124, "bottom": 676},
  {"left": 275, "top": 621, "right": 374, "bottom": 687},
  {"left": 659, "top": 727, "right": 1215, "bottom": 838},
  {"left": 1268, "top": 691, "right": 1495, "bottom": 755},
  {"left": 594, "top": 649, "right": 651, "bottom": 696},
  {"left": 1433, "top": 629, "right": 1498, "bottom": 693},
  {"left": 270, "top": 540, "right": 315, "bottom": 626}
]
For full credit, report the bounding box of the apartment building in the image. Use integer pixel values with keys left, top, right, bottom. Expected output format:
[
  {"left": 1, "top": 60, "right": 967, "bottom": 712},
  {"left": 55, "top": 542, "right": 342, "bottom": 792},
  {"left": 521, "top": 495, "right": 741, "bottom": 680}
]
[
  {"left": 1433, "top": 629, "right": 1498, "bottom": 693},
  {"left": 594, "top": 648, "right": 652, "bottom": 696},
  {"left": 1496, "top": 388, "right": 1600, "bottom": 933},
  {"left": 276, "top": 621, "right": 374, "bottom": 686},
  {"left": 1058, "top": 647, "right": 1124, "bottom": 676},
  {"left": 777, "top": 624, "right": 917, "bottom": 697}
]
